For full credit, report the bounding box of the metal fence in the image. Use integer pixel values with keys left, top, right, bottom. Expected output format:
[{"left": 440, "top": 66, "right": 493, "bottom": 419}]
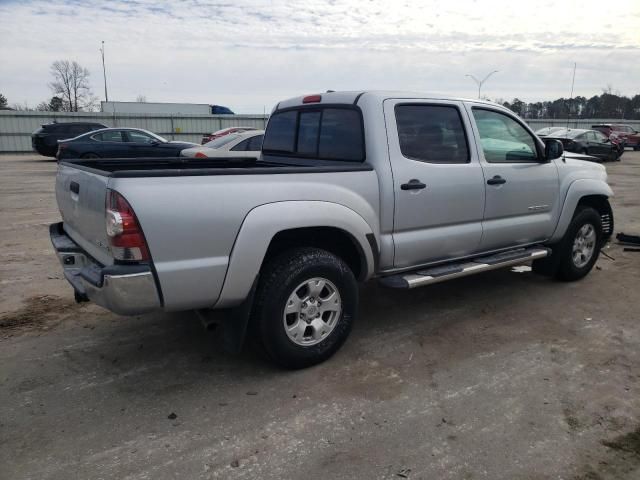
[
  {"left": 1, "top": 111, "right": 639, "bottom": 153},
  {"left": 0, "top": 111, "right": 269, "bottom": 152},
  {"left": 526, "top": 118, "right": 640, "bottom": 130}
]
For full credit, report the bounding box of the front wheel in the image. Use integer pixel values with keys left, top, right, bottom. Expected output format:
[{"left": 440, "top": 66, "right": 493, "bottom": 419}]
[
  {"left": 251, "top": 247, "right": 358, "bottom": 369},
  {"left": 555, "top": 206, "right": 602, "bottom": 281}
]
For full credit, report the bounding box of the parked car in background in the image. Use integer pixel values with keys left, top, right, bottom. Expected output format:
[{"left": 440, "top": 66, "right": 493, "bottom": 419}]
[
  {"left": 591, "top": 124, "right": 640, "bottom": 150},
  {"left": 32, "top": 122, "right": 107, "bottom": 157},
  {"left": 537, "top": 128, "right": 619, "bottom": 161},
  {"left": 201, "top": 126, "right": 258, "bottom": 144},
  {"left": 56, "top": 128, "right": 197, "bottom": 160},
  {"left": 183, "top": 130, "right": 264, "bottom": 159}
]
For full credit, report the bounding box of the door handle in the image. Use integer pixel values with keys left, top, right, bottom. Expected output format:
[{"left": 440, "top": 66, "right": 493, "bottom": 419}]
[
  {"left": 486, "top": 175, "right": 506, "bottom": 185},
  {"left": 70, "top": 181, "right": 80, "bottom": 194},
  {"left": 401, "top": 179, "right": 427, "bottom": 191}
]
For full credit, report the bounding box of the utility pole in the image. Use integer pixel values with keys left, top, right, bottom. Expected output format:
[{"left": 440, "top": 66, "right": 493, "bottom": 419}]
[
  {"left": 100, "top": 41, "right": 109, "bottom": 102},
  {"left": 566, "top": 62, "right": 576, "bottom": 130},
  {"left": 465, "top": 70, "right": 499, "bottom": 99}
]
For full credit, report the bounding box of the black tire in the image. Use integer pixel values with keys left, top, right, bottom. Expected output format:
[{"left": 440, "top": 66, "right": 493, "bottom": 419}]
[
  {"left": 81, "top": 152, "right": 100, "bottom": 159},
  {"left": 554, "top": 206, "right": 602, "bottom": 282},
  {"left": 251, "top": 247, "right": 358, "bottom": 369}
]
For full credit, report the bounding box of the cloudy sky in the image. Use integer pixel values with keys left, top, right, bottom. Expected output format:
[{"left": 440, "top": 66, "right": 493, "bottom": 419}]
[{"left": 1, "top": 0, "right": 639, "bottom": 113}]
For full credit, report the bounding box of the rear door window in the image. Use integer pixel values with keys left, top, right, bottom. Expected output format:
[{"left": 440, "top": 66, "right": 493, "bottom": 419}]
[
  {"left": 247, "top": 135, "right": 264, "bottom": 151},
  {"left": 231, "top": 138, "right": 251, "bottom": 151},
  {"left": 395, "top": 105, "right": 469, "bottom": 163},
  {"left": 93, "top": 131, "right": 125, "bottom": 142},
  {"left": 263, "top": 107, "right": 364, "bottom": 161}
]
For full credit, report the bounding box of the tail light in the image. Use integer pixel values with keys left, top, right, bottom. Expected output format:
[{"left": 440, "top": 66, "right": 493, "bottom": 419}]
[
  {"left": 105, "top": 189, "right": 149, "bottom": 262},
  {"left": 194, "top": 151, "right": 208, "bottom": 158}
]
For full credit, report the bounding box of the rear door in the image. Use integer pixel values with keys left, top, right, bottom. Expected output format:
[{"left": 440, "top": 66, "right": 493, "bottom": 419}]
[
  {"left": 466, "top": 105, "right": 559, "bottom": 251},
  {"left": 384, "top": 99, "right": 485, "bottom": 268}
]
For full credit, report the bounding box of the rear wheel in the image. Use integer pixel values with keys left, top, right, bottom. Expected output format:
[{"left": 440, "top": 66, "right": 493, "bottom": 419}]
[
  {"left": 251, "top": 247, "right": 358, "bottom": 369},
  {"left": 555, "top": 206, "right": 602, "bottom": 281}
]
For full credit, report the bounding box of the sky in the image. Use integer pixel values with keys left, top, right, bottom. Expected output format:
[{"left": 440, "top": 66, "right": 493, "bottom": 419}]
[{"left": 1, "top": 0, "right": 639, "bottom": 113}]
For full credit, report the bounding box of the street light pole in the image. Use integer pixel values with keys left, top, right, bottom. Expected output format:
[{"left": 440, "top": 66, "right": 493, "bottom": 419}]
[
  {"left": 465, "top": 70, "right": 499, "bottom": 99},
  {"left": 100, "top": 41, "right": 109, "bottom": 102}
]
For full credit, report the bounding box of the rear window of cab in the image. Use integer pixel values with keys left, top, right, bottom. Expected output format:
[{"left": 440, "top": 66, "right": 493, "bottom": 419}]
[{"left": 262, "top": 107, "right": 365, "bottom": 161}]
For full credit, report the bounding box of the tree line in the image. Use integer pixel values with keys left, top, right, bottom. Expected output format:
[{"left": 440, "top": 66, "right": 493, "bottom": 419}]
[{"left": 495, "top": 88, "right": 640, "bottom": 120}]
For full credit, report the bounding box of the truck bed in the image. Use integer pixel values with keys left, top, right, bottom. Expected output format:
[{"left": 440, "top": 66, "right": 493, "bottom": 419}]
[{"left": 59, "top": 156, "right": 373, "bottom": 178}]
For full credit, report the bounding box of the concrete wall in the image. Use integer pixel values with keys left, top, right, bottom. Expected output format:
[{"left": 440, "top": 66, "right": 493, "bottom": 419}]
[
  {"left": 0, "top": 111, "right": 269, "bottom": 152},
  {"left": 1, "top": 110, "right": 639, "bottom": 153}
]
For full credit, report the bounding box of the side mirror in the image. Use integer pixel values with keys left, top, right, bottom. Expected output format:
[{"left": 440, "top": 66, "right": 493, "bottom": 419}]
[
  {"left": 544, "top": 139, "right": 564, "bottom": 160},
  {"left": 150, "top": 140, "right": 160, "bottom": 146}
]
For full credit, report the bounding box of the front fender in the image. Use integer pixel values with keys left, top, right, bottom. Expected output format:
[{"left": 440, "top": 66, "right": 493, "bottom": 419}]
[
  {"left": 215, "top": 201, "right": 378, "bottom": 308},
  {"left": 549, "top": 179, "right": 614, "bottom": 243}
]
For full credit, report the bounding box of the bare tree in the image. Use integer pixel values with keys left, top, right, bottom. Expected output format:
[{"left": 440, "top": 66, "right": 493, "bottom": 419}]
[
  {"left": 136, "top": 94, "right": 147, "bottom": 103},
  {"left": 0, "top": 93, "right": 7, "bottom": 108},
  {"left": 49, "top": 60, "right": 96, "bottom": 112}
]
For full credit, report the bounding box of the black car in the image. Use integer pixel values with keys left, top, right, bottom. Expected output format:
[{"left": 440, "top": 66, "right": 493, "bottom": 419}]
[
  {"left": 538, "top": 128, "right": 618, "bottom": 162},
  {"left": 32, "top": 122, "right": 107, "bottom": 157},
  {"left": 56, "top": 128, "right": 197, "bottom": 160}
]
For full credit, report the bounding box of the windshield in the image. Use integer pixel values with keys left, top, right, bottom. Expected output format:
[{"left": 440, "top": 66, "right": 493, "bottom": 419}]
[{"left": 203, "top": 134, "right": 240, "bottom": 149}]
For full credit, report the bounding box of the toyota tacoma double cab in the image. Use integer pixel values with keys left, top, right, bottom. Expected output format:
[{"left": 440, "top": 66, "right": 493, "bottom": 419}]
[{"left": 50, "top": 91, "right": 614, "bottom": 369}]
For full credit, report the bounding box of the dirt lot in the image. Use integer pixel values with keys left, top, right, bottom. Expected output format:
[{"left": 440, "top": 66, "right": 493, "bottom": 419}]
[{"left": 1, "top": 152, "right": 639, "bottom": 480}]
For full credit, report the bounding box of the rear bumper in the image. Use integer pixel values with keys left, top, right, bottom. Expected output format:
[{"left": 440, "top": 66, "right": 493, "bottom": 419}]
[{"left": 49, "top": 222, "right": 161, "bottom": 315}]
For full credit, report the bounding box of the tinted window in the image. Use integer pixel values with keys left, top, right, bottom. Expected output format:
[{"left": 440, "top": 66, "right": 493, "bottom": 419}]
[
  {"left": 297, "top": 111, "right": 321, "bottom": 155},
  {"left": 231, "top": 138, "right": 251, "bottom": 151},
  {"left": 395, "top": 105, "right": 469, "bottom": 163},
  {"left": 472, "top": 109, "right": 538, "bottom": 163},
  {"left": 247, "top": 134, "right": 263, "bottom": 151},
  {"left": 93, "top": 131, "right": 124, "bottom": 142},
  {"left": 318, "top": 109, "right": 363, "bottom": 160},
  {"left": 263, "top": 108, "right": 364, "bottom": 161},
  {"left": 262, "top": 111, "right": 297, "bottom": 153}
]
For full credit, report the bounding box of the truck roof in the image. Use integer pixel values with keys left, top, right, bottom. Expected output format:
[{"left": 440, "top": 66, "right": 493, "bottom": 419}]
[{"left": 275, "top": 90, "right": 500, "bottom": 111}]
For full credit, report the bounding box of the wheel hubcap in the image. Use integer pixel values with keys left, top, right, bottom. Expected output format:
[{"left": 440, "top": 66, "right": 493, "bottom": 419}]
[
  {"left": 283, "top": 277, "right": 342, "bottom": 346},
  {"left": 572, "top": 223, "right": 596, "bottom": 268}
]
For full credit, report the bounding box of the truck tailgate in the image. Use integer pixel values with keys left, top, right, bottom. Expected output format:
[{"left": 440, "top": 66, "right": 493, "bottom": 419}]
[{"left": 55, "top": 163, "right": 114, "bottom": 266}]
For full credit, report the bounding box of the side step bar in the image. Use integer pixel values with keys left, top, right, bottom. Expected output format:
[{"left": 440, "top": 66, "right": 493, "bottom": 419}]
[{"left": 379, "top": 247, "right": 550, "bottom": 289}]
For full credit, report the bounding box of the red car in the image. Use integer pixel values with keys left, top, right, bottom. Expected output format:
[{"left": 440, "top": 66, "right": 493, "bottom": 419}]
[
  {"left": 201, "top": 127, "right": 257, "bottom": 145},
  {"left": 592, "top": 124, "right": 640, "bottom": 151}
]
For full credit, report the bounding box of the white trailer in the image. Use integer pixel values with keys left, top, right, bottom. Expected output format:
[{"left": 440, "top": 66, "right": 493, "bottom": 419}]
[{"left": 101, "top": 101, "right": 212, "bottom": 115}]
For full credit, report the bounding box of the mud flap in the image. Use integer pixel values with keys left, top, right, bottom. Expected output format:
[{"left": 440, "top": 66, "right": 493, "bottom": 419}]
[{"left": 196, "top": 277, "right": 258, "bottom": 354}]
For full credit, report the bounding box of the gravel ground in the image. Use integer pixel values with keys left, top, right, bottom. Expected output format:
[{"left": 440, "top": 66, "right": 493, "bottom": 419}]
[{"left": 1, "top": 152, "right": 639, "bottom": 480}]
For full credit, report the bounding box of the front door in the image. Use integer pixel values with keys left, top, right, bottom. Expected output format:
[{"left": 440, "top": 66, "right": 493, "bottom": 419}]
[
  {"left": 466, "top": 105, "right": 560, "bottom": 251},
  {"left": 384, "top": 99, "right": 486, "bottom": 268}
]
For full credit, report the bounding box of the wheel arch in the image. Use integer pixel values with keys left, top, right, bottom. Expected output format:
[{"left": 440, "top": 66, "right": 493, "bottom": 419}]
[
  {"left": 215, "top": 201, "right": 378, "bottom": 309},
  {"left": 549, "top": 179, "right": 614, "bottom": 243}
]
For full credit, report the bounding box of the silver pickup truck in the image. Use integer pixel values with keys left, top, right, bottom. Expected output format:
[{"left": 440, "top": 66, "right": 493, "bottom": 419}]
[{"left": 50, "top": 91, "right": 614, "bottom": 368}]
